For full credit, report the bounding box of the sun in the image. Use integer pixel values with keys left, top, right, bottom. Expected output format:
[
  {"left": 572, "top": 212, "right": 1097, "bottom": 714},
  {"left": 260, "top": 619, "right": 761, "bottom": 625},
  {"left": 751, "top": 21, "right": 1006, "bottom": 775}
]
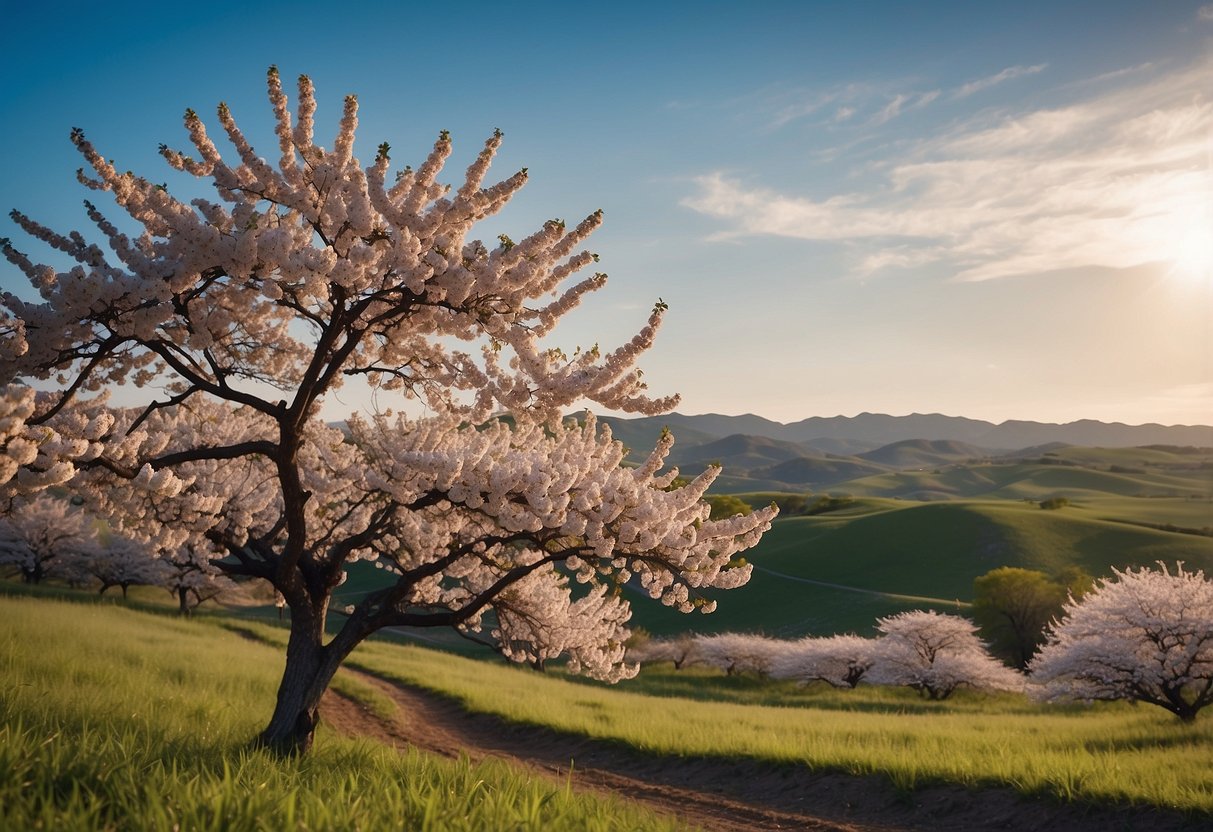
[{"left": 1166, "top": 207, "right": 1213, "bottom": 286}]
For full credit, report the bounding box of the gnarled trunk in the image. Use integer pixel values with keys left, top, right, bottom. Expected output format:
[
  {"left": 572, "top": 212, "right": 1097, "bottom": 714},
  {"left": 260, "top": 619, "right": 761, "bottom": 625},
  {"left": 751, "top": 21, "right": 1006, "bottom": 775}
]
[{"left": 255, "top": 602, "right": 363, "bottom": 756}]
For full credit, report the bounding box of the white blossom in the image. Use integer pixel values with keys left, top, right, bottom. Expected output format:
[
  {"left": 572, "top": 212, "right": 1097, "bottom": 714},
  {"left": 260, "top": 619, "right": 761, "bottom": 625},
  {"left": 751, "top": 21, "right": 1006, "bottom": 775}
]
[
  {"left": 0, "top": 69, "right": 777, "bottom": 753},
  {"left": 0, "top": 495, "right": 92, "bottom": 584},
  {"left": 1030, "top": 563, "right": 1213, "bottom": 722},
  {"left": 770, "top": 634, "right": 878, "bottom": 689},
  {"left": 693, "top": 632, "right": 782, "bottom": 677},
  {"left": 869, "top": 610, "right": 1024, "bottom": 699}
]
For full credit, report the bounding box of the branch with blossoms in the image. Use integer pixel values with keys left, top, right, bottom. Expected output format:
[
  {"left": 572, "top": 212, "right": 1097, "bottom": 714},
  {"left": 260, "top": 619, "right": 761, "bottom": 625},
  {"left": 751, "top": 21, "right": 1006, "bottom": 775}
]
[{"left": 0, "top": 67, "right": 776, "bottom": 754}]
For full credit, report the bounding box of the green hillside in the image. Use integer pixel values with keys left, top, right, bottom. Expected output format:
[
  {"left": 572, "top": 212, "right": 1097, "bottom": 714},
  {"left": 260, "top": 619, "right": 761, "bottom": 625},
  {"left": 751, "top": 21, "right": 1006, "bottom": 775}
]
[
  {"left": 627, "top": 498, "right": 1213, "bottom": 638},
  {"left": 856, "top": 438, "right": 991, "bottom": 467},
  {"left": 751, "top": 455, "right": 888, "bottom": 487},
  {"left": 839, "top": 460, "right": 1211, "bottom": 501},
  {"left": 0, "top": 595, "right": 685, "bottom": 832}
]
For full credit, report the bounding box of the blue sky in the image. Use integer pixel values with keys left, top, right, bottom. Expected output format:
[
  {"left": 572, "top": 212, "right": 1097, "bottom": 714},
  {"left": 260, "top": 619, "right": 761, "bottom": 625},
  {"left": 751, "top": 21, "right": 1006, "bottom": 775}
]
[{"left": 1, "top": 1, "right": 1210, "bottom": 426}]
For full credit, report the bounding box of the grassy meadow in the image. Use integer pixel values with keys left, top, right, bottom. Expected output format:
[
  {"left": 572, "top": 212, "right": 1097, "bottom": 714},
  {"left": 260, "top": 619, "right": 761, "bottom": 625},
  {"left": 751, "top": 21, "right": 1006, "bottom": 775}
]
[
  {"left": 3, "top": 442, "right": 1211, "bottom": 828},
  {"left": 627, "top": 495, "right": 1213, "bottom": 637},
  {"left": 223, "top": 614, "right": 1213, "bottom": 815},
  {"left": 0, "top": 594, "right": 686, "bottom": 832},
  {"left": 5, "top": 587, "right": 1213, "bottom": 828}
]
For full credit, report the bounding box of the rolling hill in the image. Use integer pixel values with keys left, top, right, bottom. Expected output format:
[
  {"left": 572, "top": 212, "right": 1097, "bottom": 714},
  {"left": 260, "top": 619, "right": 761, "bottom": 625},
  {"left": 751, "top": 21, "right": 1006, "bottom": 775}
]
[
  {"left": 335, "top": 413, "right": 1211, "bottom": 644},
  {"left": 627, "top": 497, "right": 1213, "bottom": 638},
  {"left": 750, "top": 455, "right": 888, "bottom": 487},
  {"left": 856, "top": 438, "right": 991, "bottom": 468}
]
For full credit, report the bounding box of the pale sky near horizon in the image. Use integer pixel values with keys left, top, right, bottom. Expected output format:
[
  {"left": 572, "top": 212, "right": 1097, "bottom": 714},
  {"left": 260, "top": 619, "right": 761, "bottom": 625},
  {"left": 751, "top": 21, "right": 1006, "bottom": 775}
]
[{"left": 1, "top": 1, "right": 1210, "bottom": 427}]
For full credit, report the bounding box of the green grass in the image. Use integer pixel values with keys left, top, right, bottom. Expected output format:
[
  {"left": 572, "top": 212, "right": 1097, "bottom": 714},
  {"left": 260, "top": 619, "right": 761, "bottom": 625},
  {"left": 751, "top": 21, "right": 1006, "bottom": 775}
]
[
  {"left": 8, "top": 590, "right": 1213, "bottom": 822},
  {"left": 628, "top": 498, "right": 1213, "bottom": 637},
  {"left": 0, "top": 595, "right": 688, "bottom": 832},
  {"left": 839, "top": 460, "right": 1212, "bottom": 501},
  {"left": 1075, "top": 495, "right": 1213, "bottom": 530},
  {"left": 325, "top": 626, "right": 1213, "bottom": 815}
]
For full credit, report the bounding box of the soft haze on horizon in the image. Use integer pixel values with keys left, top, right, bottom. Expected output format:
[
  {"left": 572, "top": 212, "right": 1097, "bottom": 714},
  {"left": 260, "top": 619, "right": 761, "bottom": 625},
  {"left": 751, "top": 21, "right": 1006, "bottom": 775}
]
[{"left": 1, "top": 1, "right": 1210, "bottom": 427}]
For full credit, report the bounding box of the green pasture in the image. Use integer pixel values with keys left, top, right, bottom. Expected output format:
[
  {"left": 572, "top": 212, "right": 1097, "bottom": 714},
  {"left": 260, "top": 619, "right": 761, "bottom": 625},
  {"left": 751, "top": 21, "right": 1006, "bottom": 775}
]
[
  {"left": 1041, "top": 445, "right": 1213, "bottom": 468},
  {"left": 7, "top": 590, "right": 1213, "bottom": 823},
  {"left": 0, "top": 595, "right": 685, "bottom": 832},
  {"left": 217, "top": 612, "right": 1213, "bottom": 814},
  {"left": 629, "top": 497, "right": 1213, "bottom": 637},
  {"left": 328, "top": 620, "right": 1213, "bottom": 814},
  {"left": 840, "top": 460, "right": 1211, "bottom": 501}
]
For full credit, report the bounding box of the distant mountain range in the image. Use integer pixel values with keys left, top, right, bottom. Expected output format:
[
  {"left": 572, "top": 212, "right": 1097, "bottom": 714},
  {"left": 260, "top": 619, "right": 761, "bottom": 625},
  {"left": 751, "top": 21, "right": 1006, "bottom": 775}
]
[
  {"left": 588, "top": 411, "right": 1213, "bottom": 494},
  {"left": 597, "top": 411, "right": 1213, "bottom": 453}
]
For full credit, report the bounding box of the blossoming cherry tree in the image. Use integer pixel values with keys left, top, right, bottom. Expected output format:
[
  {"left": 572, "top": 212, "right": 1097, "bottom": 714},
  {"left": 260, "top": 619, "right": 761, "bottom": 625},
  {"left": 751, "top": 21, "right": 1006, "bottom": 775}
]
[
  {"left": 1030, "top": 563, "right": 1213, "bottom": 722},
  {"left": 0, "top": 68, "right": 776, "bottom": 755}
]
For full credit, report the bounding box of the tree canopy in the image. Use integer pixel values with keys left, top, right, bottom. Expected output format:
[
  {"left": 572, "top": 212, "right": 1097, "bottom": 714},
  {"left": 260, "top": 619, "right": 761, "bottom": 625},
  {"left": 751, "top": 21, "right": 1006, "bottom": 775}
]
[
  {"left": 971, "top": 566, "right": 1069, "bottom": 669},
  {"left": 1030, "top": 563, "right": 1213, "bottom": 722},
  {"left": 0, "top": 68, "right": 776, "bottom": 754}
]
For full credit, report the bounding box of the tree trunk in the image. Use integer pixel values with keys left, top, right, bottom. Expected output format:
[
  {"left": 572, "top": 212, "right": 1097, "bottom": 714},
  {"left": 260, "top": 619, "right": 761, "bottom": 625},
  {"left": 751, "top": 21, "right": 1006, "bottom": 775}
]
[
  {"left": 255, "top": 605, "right": 347, "bottom": 756},
  {"left": 177, "top": 587, "right": 191, "bottom": 617}
]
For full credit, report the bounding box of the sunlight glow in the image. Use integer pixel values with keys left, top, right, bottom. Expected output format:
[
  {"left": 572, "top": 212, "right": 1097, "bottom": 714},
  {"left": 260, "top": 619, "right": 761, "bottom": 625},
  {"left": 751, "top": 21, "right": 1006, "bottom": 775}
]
[{"left": 1167, "top": 206, "right": 1213, "bottom": 286}]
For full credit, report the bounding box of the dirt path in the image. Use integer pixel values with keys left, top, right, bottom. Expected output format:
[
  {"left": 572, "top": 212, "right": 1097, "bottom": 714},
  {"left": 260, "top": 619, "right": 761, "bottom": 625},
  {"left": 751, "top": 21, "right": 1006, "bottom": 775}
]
[{"left": 318, "top": 668, "right": 1202, "bottom": 832}]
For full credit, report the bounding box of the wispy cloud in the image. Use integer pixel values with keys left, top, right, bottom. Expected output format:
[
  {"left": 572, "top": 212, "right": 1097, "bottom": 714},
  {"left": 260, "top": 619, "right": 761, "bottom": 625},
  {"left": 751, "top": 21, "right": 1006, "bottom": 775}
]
[
  {"left": 1199, "top": 4, "right": 1213, "bottom": 22},
  {"left": 759, "top": 64, "right": 1043, "bottom": 134},
  {"left": 1070, "top": 62, "right": 1154, "bottom": 87},
  {"left": 870, "top": 90, "right": 941, "bottom": 125},
  {"left": 832, "top": 105, "right": 857, "bottom": 124},
  {"left": 766, "top": 83, "right": 874, "bottom": 129},
  {"left": 952, "top": 64, "right": 1047, "bottom": 99},
  {"left": 682, "top": 57, "right": 1213, "bottom": 281}
]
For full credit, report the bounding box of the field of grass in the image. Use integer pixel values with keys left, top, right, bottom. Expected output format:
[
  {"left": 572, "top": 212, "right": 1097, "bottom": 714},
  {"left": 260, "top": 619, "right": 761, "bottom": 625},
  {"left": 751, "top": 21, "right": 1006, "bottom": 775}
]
[
  {"left": 323, "top": 622, "right": 1213, "bottom": 814},
  {"left": 627, "top": 496, "right": 1213, "bottom": 637},
  {"left": 7, "top": 589, "right": 1213, "bottom": 822},
  {"left": 0, "top": 594, "right": 686, "bottom": 832},
  {"left": 839, "top": 460, "right": 1211, "bottom": 501},
  {"left": 217, "top": 616, "right": 1213, "bottom": 814}
]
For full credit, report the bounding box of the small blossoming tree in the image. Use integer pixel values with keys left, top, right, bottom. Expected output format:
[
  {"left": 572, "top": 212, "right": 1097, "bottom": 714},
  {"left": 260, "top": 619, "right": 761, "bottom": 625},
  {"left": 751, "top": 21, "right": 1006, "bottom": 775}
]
[
  {"left": 61, "top": 535, "right": 168, "bottom": 599},
  {"left": 694, "top": 632, "right": 781, "bottom": 677},
  {"left": 0, "top": 69, "right": 776, "bottom": 754},
  {"left": 0, "top": 495, "right": 92, "bottom": 584},
  {"left": 869, "top": 610, "right": 1023, "bottom": 700},
  {"left": 770, "top": 634, "right": 878, "bottom": 689},
  {"left": 159, "top": 542, "right": 240, "bottom": 616},
  {"left": 1029, "top": 563, "right": 1213, "bottom": 722}
]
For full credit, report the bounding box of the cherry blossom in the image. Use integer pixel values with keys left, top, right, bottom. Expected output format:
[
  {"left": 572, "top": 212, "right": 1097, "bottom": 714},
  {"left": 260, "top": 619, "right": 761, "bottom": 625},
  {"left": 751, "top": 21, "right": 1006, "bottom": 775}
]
[
  {"left": 0, "top": 495, "right": 92, "bottom": 584},
  {"left": 158, "top": 541, "right": 240, "bottom": 616},
  {"left": 0, "top": 69, "right": 776, "bottom": 754},
  {"left": 60, "top": 535, "right": 168, "bottom": 598},
  {"left": 627, "top": 633, "right": 703, "bottom": 670},
  {"left": 869, "top": 610, "right": 1023, "bottom": 699},
  {"left": 770, "top": 634, "right": 878, "bottom": 689},
  {"left": 1030, "top": 563, "right": 1213, "bottom": 722},
  {"left": 693, "top": 632, "right": 781, "bottom": 677}
]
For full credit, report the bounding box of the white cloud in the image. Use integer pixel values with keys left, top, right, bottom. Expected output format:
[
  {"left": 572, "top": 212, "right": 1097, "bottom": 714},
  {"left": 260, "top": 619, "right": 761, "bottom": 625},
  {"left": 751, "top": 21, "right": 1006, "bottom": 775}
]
[
  {"left": 833, "top": 106, "right": 857, "bottom": 123},
  {"left": 682, "top": 56, "right": 1213, "bottom": 282},
  {"left": 870, "top": 89, "right": 941, "bottom": 125},
  {"left": 1199, "top": 4, "right": 1213, "bottom": 22},
  {"left": 952, "top": 64, "right": 1047, "bottom": 99},
  {"left": 1068, "top": 62, "right": 1154, "bottom": 87},
  {"left": 760, "top": 80, "right": 946, "bottom": 130}
]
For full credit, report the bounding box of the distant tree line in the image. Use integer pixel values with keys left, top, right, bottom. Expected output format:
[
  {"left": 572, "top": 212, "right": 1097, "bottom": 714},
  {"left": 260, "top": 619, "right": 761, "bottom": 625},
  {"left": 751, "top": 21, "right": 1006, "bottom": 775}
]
[
  {"left": 0, "top": 494, "right": 240, "bottom": 615},
  {"left": 631, "top": 563, "right": 1213, "bottom": 722},
  {"left": 704, "top": 492, "right": 855, "bottom": 520}
]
